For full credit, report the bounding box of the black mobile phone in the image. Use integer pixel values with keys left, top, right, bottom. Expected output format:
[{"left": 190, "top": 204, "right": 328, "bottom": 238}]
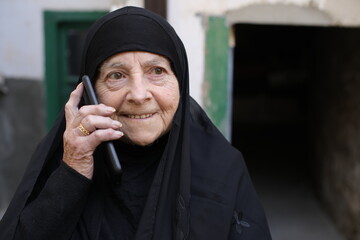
[{"left": 82, "top": 75, "right": 122, "bottom": 175}]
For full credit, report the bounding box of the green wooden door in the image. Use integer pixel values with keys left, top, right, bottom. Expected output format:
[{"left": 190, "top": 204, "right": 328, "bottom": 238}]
[{"left": 44, "top": 11, "right": 107, "bottom": 128}]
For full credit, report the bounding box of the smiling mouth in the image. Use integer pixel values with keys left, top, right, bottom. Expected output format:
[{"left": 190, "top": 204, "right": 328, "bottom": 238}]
[{"left": 126, "top": 113, "right": 154, "bottom": 119}]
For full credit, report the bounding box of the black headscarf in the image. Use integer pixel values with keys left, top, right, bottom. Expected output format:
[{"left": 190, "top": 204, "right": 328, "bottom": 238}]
[{"left": 0, "top": 7, "right": 271, "bottom": 240}]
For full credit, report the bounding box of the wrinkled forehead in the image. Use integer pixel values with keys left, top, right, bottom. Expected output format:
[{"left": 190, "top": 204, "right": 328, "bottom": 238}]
[
  {"left": 83, "top": 11, "right": 181, "bottom": 83},
  {"left": 99, "top": 51, "right": 172, "bottom": 70}
]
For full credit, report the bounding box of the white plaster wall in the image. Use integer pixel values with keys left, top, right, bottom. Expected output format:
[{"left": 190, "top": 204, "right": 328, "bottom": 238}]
[
  {"left": 167, "top": 0, "right": 360, "bottom": 105},
  {"left": 0, "top": 0, "right": 143, "bottom": 80},
  {"left": 167, "top": 2, "right": 205, "bottom": 104}
]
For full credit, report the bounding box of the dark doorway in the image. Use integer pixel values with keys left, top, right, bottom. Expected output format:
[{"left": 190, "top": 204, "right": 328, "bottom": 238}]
[
  {"left": 230, "top": 24, "right": 353, "bottom": 239},
  {"left": 232, "top": 24, "right": 316, "bottom": 184}
]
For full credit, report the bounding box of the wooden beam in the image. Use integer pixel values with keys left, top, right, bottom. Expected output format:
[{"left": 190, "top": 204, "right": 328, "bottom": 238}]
[{"left": 145, "top": 0, "right": 167, "bottom": 19}]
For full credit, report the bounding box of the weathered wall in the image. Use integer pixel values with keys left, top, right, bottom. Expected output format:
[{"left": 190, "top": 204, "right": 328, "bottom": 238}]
[
  {"left": 0, "top": 79, "right": 45, "bottom": 216},
  {"left": 168, "top": 0, "right": 360, "bottom": 105},
  {"left": 311, "top": 28, "right": 360, "bottom": 240}
]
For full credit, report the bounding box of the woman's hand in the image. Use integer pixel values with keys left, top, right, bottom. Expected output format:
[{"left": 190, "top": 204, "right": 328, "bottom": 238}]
[{"left": 63, "top": 83, "right": 123, "bottom": 179}]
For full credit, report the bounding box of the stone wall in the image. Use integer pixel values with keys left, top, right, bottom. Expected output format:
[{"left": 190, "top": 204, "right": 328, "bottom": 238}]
[
  {"left": 311, "top": 28, "right": 360, "bottom": 240},
  {"left": 0, "top": 78, "right": 45, "bottom": 218}
]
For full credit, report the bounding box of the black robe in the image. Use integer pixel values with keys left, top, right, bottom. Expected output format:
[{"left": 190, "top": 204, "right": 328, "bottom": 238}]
[{"left": 0, "top": 6, "right": 272, "bottom": 240}]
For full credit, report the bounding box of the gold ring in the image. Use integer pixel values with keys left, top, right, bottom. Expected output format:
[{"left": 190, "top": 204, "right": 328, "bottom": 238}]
[{"left": 78, "top": 123, "right": 90, "bottom": 136}]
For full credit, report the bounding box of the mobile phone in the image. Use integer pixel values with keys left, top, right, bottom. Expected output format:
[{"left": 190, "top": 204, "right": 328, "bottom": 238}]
[{"left": 82, "top": 75, "right": 122, "bottom": 175}]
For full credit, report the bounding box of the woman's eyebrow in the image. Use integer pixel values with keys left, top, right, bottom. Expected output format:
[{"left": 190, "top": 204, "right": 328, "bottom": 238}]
[
  {"left": 100, "top": 62, "right": 127, "bottom": 71},
  {"left": 143, "top": 57, "right": 170, "bottom": 67},
  {"left": 100, "top": 56, "right": 170, "bottom": 71}
]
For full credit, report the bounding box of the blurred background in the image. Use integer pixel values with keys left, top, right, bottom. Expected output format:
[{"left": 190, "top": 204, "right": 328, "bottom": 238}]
[{"left": 1, "top": 0, "right": 360, "bottom": 239}]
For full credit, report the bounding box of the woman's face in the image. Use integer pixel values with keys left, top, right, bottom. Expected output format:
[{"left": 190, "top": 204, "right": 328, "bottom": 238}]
[{"left": 95, "top": 51, "right": 180, "bottom": 146}]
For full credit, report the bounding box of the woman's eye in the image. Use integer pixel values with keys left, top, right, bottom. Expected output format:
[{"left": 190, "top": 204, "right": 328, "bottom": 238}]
[
  {"left": 153, "top": 67, "right": 164, "bottom": 75},
  {"left": 108, "top": 72, "right": 124, "bottom": 80}
]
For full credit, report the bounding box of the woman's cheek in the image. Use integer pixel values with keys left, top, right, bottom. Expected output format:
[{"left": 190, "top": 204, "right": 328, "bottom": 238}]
[{"left": 95, "top": 85, "right": 110, "bottom": 103}]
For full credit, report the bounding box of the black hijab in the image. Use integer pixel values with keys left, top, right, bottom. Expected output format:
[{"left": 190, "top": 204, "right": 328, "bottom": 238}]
[{"left": 0, "top": 7, "right": 271, "bottom": 240}]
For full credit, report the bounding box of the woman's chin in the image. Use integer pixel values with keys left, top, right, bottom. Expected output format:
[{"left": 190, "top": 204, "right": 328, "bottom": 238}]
[{"left": 120, "top": 133, "right": 159, "bottom": 146}]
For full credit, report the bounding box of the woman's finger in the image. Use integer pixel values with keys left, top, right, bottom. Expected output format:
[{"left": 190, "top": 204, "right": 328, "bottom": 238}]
[
  {"left": 65, "top": 83, "right": 84, "bottom": 122},
  {"left": 72, "top": 104, "right": 117, "bottom": 130},
  {"left": 77, "top": 104, "right": 116, "bottom": 120},
  {"left": 84, "top": 128, "right": 124, "bottom": 148},
  {"left": 79, "top": 115, "right": 122, "bottom": 134}
]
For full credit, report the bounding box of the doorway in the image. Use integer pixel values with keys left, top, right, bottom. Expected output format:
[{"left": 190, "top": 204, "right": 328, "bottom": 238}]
[
  {"left": 232, "top": 24, "right": 314, "bottom": 183},
  {"left": 231, "top": 24, "right": 349, "bottom": 239}
]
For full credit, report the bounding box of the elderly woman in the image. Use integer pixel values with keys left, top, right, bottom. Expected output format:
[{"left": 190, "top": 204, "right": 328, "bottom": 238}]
[{"left": 0, "top": 6, "right": 271, "bottom": 240}]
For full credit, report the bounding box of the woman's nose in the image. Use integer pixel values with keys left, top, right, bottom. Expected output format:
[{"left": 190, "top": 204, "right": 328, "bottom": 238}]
[{"left": 125, "top": 75, "right": 152, "bottom": 104}]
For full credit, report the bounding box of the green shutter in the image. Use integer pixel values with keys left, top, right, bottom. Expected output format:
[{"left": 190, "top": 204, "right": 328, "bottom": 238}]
[{"left": 204, "top": 16, "right": 231, "bottom": 138}]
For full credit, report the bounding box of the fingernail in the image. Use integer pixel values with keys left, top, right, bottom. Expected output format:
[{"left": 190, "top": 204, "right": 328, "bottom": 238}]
[
  {"left": 115, "top": 131, "right": 124, "bottom": 137},
  {"left": 106, "top": 107, "right": 116, "bottom": 113},
  {"left": 113, "top": 121, "right": 122, "bottom": 128}
]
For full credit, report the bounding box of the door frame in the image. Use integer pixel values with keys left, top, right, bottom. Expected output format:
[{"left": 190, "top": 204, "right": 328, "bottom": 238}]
[
  {"left": 44, "top": 11, "right": 107, "bottom": 128},
  {"left": 204, "top": 16, "right": 232, "bottom": 139}
]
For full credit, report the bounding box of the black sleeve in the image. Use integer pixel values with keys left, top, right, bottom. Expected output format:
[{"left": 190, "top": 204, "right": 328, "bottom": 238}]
[
  {"left": 14, "top": 161, "right": 91, "bottom": 240},
  {"left": 229, "top": 165, "right": 272, "bottom": 240}
]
